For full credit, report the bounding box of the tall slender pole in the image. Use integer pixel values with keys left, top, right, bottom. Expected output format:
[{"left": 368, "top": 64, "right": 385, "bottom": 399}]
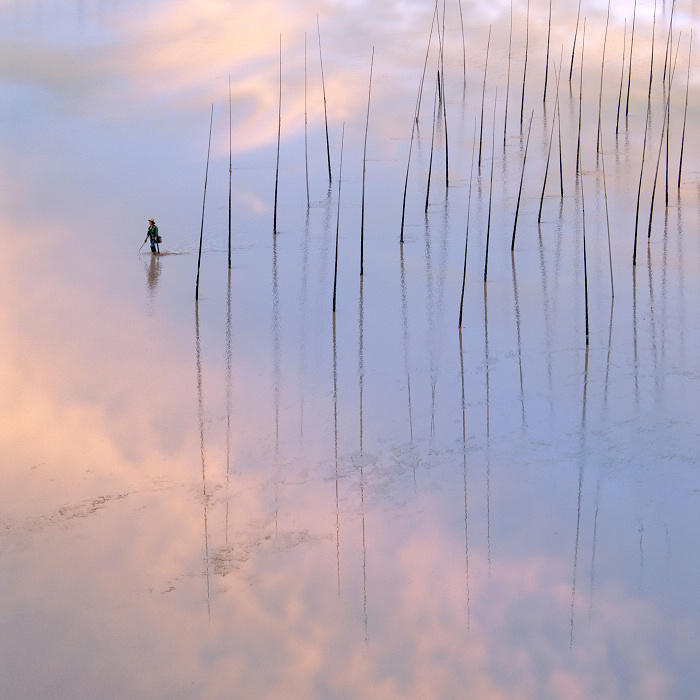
[
  {"left": 569, "top": 0, "right": 582, "bottom": 82},
  {"left": 633, "top": 84, "right": 653, "bottom": 266},
  {"left": 648, "top": 0, "right": 657, "bottom": 102},
  {"left": 425, "top": 74, "right": 440, "bottom": 212},
  {"left": 304, "top": 33, "right": 310, "bottom": 210},
  {"left": 581, "top": 168, "right": 589, "bottom": 346},
  {"left": 273, "top": 34, "right": 282, "bottom": 234},
  {"left": 539, "top": 59, "right": 562, "bottom": 222},
  {"left": 440, "top": 0, "right": 449, "bottom": 190},
  {"left": 361, "top": 47, "right": 374, "bottom": 277},
  {"left": 600, "top": 118, "right": 614, "bottom": 298},
  {"left": 576, "top": 19, "right": 586, "bottom": 174},
  {"left": 543, "top": 0, "right": 552, "bottom": 102},
  {"left": 626, "top": 0, "right": 637, "bottom": 120},
  {"left": 479, "top": 26, "right": 492, "bottom": 171},
  {"left": 616, "top": 19, "right": 627, "bottom": 136},
  {"left": 678, "top": 31, "right": 692, "bottom": 190},
  {"left": 521, "top": 0, "right": 529, "bottom": 127},
  {"left": 511, "top": 111, "right": 534, "bottom": 250},
  {"left": 596, "top": 1, "right": 611, "bottom": 156},
  {"left": 458, "top": 0, "right": 467, "bottom": 88},
  {"left": 332, "top": 124, "right": 345, "bottom": 313},
  {"left": 648, "top": 36, "right": 681, "bottom": 238},
  {"left": 317, "top": 15, "right": 332, "bottom": 184},
  {"left": 416, "top": 1, "right": 439, "bottom": 124},
  {"left": 483, "top": 89, "right": 497, "bottom": 283},
  {"left": 504, "top": 0, "right": 513, "bottom": 149},
  {"left": 195, "top": 104, "right": 214, "bottom": 302},
  {"left": 228, "top": 76, "right": 232, "bottom": 270},
  {"left": 459, "top": 119, "right": 478, "bottom": 327}
]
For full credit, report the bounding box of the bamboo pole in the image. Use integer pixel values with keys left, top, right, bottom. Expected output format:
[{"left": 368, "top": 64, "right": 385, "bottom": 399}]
[
  {"left": 228, "top": 76, "right": 232, "bottom": 270},
  {"left": 521, "top": 0, "right": 529, "bottom": 127},
  {"left": 332, "top": 124, "right": 346, "bottom": 313},
  {"left": 678, "top": 30, "right": 692, "bottom": 190},
  {"left": 616, "top": 19, "right": 627, "bottom": 136},
  {"left": 543, "top": 0, "right": 552, "bottom": 102},
  {"left": 195, "top": 104, "right": 214, "bottom": 302},
  {"left": 648, "top": 1, "right": 657, "bottom": 102},
  {"left": 425, "top": 74, "right": 440, "bottom": 212},
  {"left": 458, "top": 0, "right": 467, "bottom": 88},
  {"left": 361, "top": 47, "right": 374, "bottom": 276},
  {"left": 581, "top": 167, "right": 589, "bottom": 346},
  {"left": 626, "top": 0, "right": 637, "bottom": 120},
  {"left": 538, "top": 59, "right": 562, "bottom": 223},
  {"left": 596, "top": 1, "right": 611, "bottom": 157},
  {"left": 459, "top": 119, "right": 478, "bottom": 328},
  {"left": 273, "top": 34, "right": 281, "bottom": 234},
  {"left": 479, "top": 26, "right": 492, "bottom": 171},
  {"left": 483, "top": 89, "right": 497, "bottom": 283},
  {"left": 576, "top": 19, "right": 586, "bottom": 174},
  {"left": 633, "top": 89, "right": 653, "bottom": 266},
  {"left": 304, "top": 34, "right": 310, "bottom": 210},
  {"left": 317, "top": 16, "right": 332, "bottom": 184},
  {"left": 416, "top": 1, "right": 440, "bottom": 123},
  {"left": 569, "top": 0, "right": 582, "bottom": 82},
  {"left": 648, "top": 36, "right": 681, "bottom": 239},
  {"left": 600, "top": 120, "right": 615, "bottom": 297},
  {"left": 504, "top": 0, "right": 513, "bottom": 148},
  {"left": 511, "top": 110, "right": 534, "bottom": 250}
]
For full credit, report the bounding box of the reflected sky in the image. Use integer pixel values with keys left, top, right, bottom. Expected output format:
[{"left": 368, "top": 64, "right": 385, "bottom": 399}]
[{"left": 2, "top": 1, "right": 700, "bottom": 698}]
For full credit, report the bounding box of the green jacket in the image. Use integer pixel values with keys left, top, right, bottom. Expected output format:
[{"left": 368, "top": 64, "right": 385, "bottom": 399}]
[{"left": 147, "top": 224, "right": 159, "bottom": 240}]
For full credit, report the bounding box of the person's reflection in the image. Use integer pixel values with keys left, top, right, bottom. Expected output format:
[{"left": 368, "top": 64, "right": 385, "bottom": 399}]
[{"left": 144, "top": 254, "right": 162, "bottom": 316}]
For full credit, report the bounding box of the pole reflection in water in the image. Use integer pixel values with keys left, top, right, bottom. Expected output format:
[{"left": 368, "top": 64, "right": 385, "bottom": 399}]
[
  {"left": 570, "top": 343, "right": 589, "bottom": 649},
  {"left": 195, "top": 300, "right": 211, "bottom": 620},
  {"left": 458, "top": 328, "right": 471, "bottom": 629},
  {"left": 225, "top": 269, "right": 233, "bottom": 544},
  {"left": 144, "top": 253, "right": 162, "bottom": 317}
]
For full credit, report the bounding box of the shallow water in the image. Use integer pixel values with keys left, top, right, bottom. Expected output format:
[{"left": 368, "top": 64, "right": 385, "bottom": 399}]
[{"left": 2, "top": 1, "right": 700, "bottom": 698}]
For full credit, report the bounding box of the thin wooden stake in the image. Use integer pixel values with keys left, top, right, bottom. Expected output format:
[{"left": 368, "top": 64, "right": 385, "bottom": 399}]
[
  {"left": 581, "top": 167, "right": 589, "bottom": 345},
  {"left": 633, "top": 87, "right": 652, "bottom": 265},
  {"left": 273, "top": 34, "right": 281, "bottom": 234},
  {"left": 576, "top": 19, "right": 586, "bottom": 174},
  {"left": 596, "top": 1, "right": 611, "bottom": 157},
  {"left": 195, "top": 104, "right": 214, "bottom": 302},
  {"left": 648, "top": 36, "right": 681, "bottom": 238},
  {"left": 504, "top": 0, "right": 513, "bottom": 148},
  {"left": 458, "top": 0, "right": 467, "bottom": 88},
  {"left": 678, "top": 30, "right": 692, "bottom": 190},
  {"left": 520, "top": 0, "right": 529, "bottom": 127},
  {"left": 304, "top": 33, "right": 310, "bottom": 210},
  {"left": 360, "top": 47, "right": 374, "bottom": 276},
  {"left": 626, "top": 0, "right": 637, "bottom": 120},
  {"left": 600, "top": 120, "right": 615, "bottom": 297},
  {"left": 332, "top": 124, "right": 346, "bottom": 313},
  {"left": 228, "top": 76, "right": 232, "bottom": 270},
  {"left": 648, "top": 0, "right": 657, "bottom": 102},
  {"left": 569, "top": 0, "right": 582, "bottom": 82},
  {"left": 416, "top": 1, "right": 440, "bottom": 123},
  {"left": 511, "top": 110, "right": 534, "bottom": 250},
  {"left": 479, "top": 26, "right": 492, "bottom": 171},
  {"left": 539, "top": 58, "right": 562, "bottom": 223},
  {"left": 317, "top": 16, "right": 332, "bottom": 184},
  {"left": 616, "top": 19, "right": 627, "bottom": 136},
  {"left": 425, "top": 74, "right": 440, "bottom": 212},
  {"left": 543, "top": 0, "right": 552, "bottom": 102},
  {"left": 483, "top": 89, "right": 497, "bottom": 283},
  {"left": 459, "top": 119, "right": 478, "bottom": 328}
]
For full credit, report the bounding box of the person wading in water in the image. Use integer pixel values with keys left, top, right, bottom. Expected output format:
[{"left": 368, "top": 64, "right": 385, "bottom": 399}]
[{"left": 145, "top": 219, "right": 160, "bottom": 254}]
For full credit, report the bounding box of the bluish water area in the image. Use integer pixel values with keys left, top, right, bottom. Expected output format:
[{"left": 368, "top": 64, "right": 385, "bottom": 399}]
[{"left": 1, "top": 1, "right": 699, "bottom": 698}]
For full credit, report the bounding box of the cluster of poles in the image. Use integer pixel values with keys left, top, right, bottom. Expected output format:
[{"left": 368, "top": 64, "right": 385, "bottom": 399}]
[{"left": 193, "top": 0, "right": 693, "bottom": 348}]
